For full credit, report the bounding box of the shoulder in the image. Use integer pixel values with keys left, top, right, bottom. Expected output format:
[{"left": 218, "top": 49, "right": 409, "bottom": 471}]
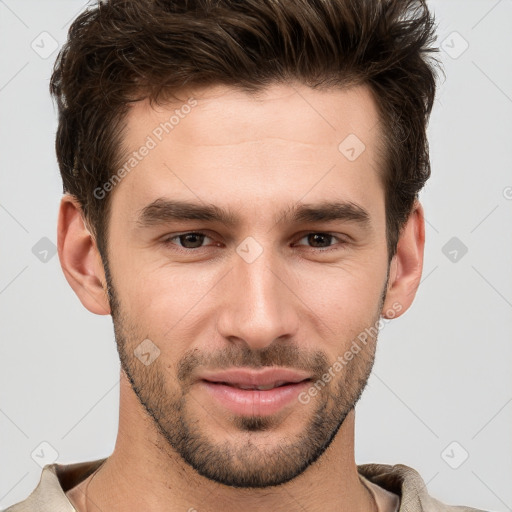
[
  {"left": 3, "top": 458, "right": 107, "bottom": 512},
  {"left": 3, "top": 463, "right": 73, "bottom": 512},
  {"left": 358, "top": 462, "right": 487, "bottom": 512}
]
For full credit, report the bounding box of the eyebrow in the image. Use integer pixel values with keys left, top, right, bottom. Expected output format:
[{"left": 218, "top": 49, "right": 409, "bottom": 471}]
[{"left": 136, "top": 198, "right": 371, "bottom": 230}]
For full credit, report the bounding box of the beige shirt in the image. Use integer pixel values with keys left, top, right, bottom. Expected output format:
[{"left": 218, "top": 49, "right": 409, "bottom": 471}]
[{"left": 4, "top": 458, "right": 484, "bottom": 512}]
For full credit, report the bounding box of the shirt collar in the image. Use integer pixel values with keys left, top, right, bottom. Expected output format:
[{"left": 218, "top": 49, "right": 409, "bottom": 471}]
[{"left": 13, "top": 458, "right": 436, "bottom": 512}]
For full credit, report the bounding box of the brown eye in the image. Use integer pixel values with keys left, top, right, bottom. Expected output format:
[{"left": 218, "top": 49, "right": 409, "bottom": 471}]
[
  {"left": 163, "top": 232, "right": 212, "bottom": 249},
  {"left": 295, "top": 232, "right": 341, "bottom": 249}
]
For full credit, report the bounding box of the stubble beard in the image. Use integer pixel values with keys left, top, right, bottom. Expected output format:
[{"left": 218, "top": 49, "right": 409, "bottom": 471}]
[{"left": 104, "top": 258, "right": 388, "bottom": 488}]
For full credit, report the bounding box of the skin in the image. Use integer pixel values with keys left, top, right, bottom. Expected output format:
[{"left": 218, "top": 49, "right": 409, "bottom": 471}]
[{"left": 58, "top": 82, "right": 424, "bottom": 512}]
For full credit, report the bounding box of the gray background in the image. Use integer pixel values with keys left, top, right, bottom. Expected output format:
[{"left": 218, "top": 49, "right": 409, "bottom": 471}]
[{"left": 0, "top": 0, "right": 511, "bottom": 510}]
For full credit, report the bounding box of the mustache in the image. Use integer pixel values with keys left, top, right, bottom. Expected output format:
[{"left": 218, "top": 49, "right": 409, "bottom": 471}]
[{"left": 176, "top": 342, "right": 329, "bottom": 383}]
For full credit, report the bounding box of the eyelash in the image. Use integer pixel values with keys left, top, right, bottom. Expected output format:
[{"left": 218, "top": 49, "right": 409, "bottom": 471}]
[{"left": 160, "top": 231, "right": 348, "bottom": 253}]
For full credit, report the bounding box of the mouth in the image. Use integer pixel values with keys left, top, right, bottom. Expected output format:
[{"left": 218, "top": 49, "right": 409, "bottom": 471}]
[
  {"left": 202, "top": 379, "right": 310, "bottom": 391},
  {"left": 197, "top": 367, "right": 312, "bottom": 388},
  {"left": 197, "top": 372, "right": 313, "bottom": 416}
]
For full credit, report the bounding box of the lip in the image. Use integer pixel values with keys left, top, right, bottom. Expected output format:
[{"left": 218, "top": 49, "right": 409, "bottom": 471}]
[
  {"left": 197, "top": 367, "right": 312, "bottom": 416},
  {"left": 199, "top": 380, "right": 311, "bottom": 416},
  {"left": 198, "top": 367, "right": 312, "bottom": 388}
]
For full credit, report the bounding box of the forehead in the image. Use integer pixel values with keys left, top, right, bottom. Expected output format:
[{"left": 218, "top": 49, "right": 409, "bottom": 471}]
[
  {"left": 125, "top": 82, "right": 381, "bottom": 149},
  {"left": 111, "top": 82, "right": 385, "bottom": 227}
]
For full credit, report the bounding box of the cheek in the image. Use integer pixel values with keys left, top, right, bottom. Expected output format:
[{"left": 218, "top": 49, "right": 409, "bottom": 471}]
[
  {"left": 110, "top": 228, "right": 388, "bottom": 349},
  {"left": 119, "top": 265, "right": 220, "bottom": 336},
  {"left": 292, "top": 261, "right": 385, "bottom": 343}
]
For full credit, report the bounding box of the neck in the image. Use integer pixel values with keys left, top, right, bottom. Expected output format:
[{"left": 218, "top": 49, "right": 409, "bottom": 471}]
[{"left": 68, "top": 372, "right": 373, "bottom": 512}]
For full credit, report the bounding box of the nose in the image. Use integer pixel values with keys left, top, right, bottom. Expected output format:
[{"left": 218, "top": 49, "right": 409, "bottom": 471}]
[{"left": 216, "top": 247, "right": 300, "bottom": 351}]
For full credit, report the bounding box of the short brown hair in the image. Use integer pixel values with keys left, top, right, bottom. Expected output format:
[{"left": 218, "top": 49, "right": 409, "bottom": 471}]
[{"left": 50, "top": 0, "right": 440, "bottom": 262}]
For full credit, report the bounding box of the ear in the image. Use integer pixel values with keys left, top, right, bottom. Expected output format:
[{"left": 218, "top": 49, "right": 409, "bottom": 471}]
[
  {"left": 57, "top": 194, "right": 111, "bottom": 315},
  {"left": 381, "top": 200, "right": 425, "bottom": 319}
]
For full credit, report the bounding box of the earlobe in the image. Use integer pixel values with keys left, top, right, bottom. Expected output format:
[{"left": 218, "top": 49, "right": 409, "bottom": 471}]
[
  {"left": 57, "top": 194, "right": 111, "bottom": 315},
  {"left": 381, "top": 200, "right": 425, "bottom": 319}
]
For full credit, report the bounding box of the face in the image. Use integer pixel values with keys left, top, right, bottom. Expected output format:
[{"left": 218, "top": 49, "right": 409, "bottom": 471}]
[{"left": 103, "top": 83, "right": 391, "bottom": 488}]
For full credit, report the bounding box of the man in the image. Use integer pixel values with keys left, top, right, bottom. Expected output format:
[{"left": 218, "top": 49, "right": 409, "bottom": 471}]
[{"left": 6, "top": 0, "right": 484, "bottom": 511}]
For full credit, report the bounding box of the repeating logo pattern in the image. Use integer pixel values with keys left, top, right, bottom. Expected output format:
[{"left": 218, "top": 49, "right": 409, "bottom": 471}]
[{"left": 0, "top": 1, "right": 510, "bottom": 511}]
